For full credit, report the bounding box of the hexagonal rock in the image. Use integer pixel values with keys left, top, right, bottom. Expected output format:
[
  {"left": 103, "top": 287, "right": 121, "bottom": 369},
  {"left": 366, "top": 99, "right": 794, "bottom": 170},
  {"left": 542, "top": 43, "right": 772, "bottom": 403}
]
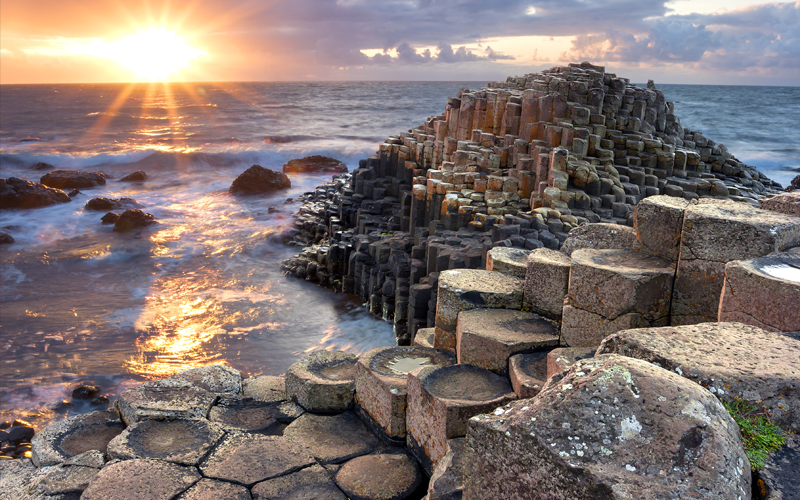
[
  {"left": 486, "top": 247, "right": 529, "bottom": 277},
  {"left": 760, "top": 190, "right": 800, "bottom": 217},
  {"left": 672, "top": 199, "right": 800, "bottom": 325},
  {"left": 355, "top": 346, "right": 456, "bottom": 441},
  {"left": 523, "top": 248, "right": 571, "bottom": 320},
  {"left": 39, "top": 464, "right": 100, "bottom": 497},
  {"left": 546, "top": 346, "right": 595, "bottom": 379},
  {"left": 334, "top": 452, "right": 422, "bottom": 500},
  {"left": 242, "top": 375, "right": 286, "bottom": 402},
  {"left": 719, "top": 252, "right": 800, "bottom": 332},
  {"left": 406, "top": 364, "right": 516, "bottom": 475},
  {"left": 283, "top": 412, "right": 379, "bottom": 464},
  {"left": 285, "top": 350, "right": 357, "bottom": 413},
  {"left": 116, "top": 380, "right": 219, "bottom": 426},
  {"left": 200, "top": 434, "right": 315, "bottom": 487},
  {"left": 31, "top": 409, "right": 125, "bottom": 467},
  {"left": 633, "top": 195, "right": 691, "bottom": 261},
  {"left": 559, "top": 223, "right": 636, "bottom": 257},
  {"left": 597, "top": 322, "right": 800, "bottom": 432},
  {"left": 107, "top": 419, "right": 225, "bottom": 465},
  {"left": 508, "top": 352, "right": 550, "bottom": 399},
  {"left": 423, "top": 438, "right": 465, "bottom": 500},
  {"left": 462, "top": 354, "right": 751, "bottom": 500},
  {"left": 435, "top": 269, "right": 523, "bottom": 352},
  {"left": 177, "top": 478, "right": 251, "bottom": 500},
  {"left": 209, "top": 395, "right": 283, "bottom": 433},
  {"left": 456, "top": 309, "right": 559, "bottom": 376},
  {"left": 562, "top": 248, "right": 674, "bottom": 347},
  {"left": 81, "top": 459, "right": 201, "bottom": 500},
  {"left": 251, "top": 464, "right": 346, "bottom": 500},
  {"left": 413, "top": 327, "right": 435, "bottom": 348},
  {"left": 161, "top": 365, "right": 242, "bottom": 394}
]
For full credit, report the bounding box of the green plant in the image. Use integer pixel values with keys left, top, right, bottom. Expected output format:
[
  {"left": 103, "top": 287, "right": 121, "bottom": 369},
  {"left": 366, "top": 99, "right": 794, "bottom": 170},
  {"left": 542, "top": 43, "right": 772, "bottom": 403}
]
[{"left": 723, "top": 398, "right": 786, "bottom": 470}]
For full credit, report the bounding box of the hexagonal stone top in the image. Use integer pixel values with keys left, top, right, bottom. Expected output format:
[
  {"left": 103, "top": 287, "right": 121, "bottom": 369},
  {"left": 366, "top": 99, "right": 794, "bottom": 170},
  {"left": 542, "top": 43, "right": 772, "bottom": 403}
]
[
  {"left": 252, "top": 464, "right": 346, "bottom": 500},
  {"left": 80, "top": 459, "right": 200, "bottom": 500},
  {"left": 420, "top": 364, "right": 515, "bottom": 404},
  {"left": 299, "top": 350, "right": 357, "bottom": 381},
  {"left": 439, "top": 269, "right": 523, "bottom": 301},
  {"left": 572, "top": 248, "right": 674, "bottom": 275},
  {"left": 117, "top": 380, "right": 219, "bottom": 426},
  {"left": 335, "top": 452, "right": 422, "bottom": 500},
  {"left": 107, "top": 419, "right": 225, "bottom": 465},
  {"left": 31, "top": 409, "right": 125, "bottom": 467},
  {"left": 162, "top": 365, "right": 242, "bottom": 394},
  {"left": 208, "top": 394, "right": 285, "bottom": 433},
  {"left": 242, "top": 375, "right": 286, "bottom": 402},
  {"left": 283, "top": 412, "right": 379, "bottom": 464},
  {"left": 487, "top": 247, "right": 529, "bottom": 277},
  {"left": 365, "top": 346, "right": 456, "bottom": 384},
  {"left": 748, "top": 252, "right": 800, "bottom": 284}
]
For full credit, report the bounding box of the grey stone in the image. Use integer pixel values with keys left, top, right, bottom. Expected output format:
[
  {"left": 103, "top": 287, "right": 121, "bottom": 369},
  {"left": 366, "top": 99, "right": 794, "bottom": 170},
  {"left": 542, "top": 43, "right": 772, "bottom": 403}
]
[
  {"left": 81, "top": 459, "right": 200, "bottom": 500},
  {"left": 39, "top": 464, "right": 99, "bottom": 496},
  {"left": 116, "top": 380, "right": 218, "bottom": 426},
  {"left": 560, "top": 222, "right": 636, "bottom": 256},
  {"left": 251, "top": 464, "right": 346, "bottom": 500},
  {"left": 285, "top": 350, "right": 357, "bottom": 413},
  {"left": 176, "top": 479, "right": 251, "bottom": 500},
  {"left": 335, "top": 451, "right": 422, "bottom": 500},
  {"left": 163, "top": 365, "right": 242, "bottom": 394},
  {"left": 31, "top": 409, "right": 124, "bottom": 467},
  {"left": 107, "top": 419, "right": 225, "bottom": 465},
  {"left": 242, "top": 375, "right": 286, "bottom": 402},
  {"left": 523, "top": 248, "right": 570, "bottom": 319},
  {"left": 283, "top": 412, "right": 379, "bottom": 464},
  {"left": 209, "top": 395, "right": 284, "bottom": 433},
  {"left": 486, "top": 247, "right": 529, "bottom": 277}
]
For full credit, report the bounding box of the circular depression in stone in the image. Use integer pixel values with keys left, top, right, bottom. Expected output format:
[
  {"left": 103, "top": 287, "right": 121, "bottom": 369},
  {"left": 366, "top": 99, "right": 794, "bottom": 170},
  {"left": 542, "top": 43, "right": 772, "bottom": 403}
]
[
  {"left": 423, "top": 365, "right": 513, "bottom": 402},
  {"left": 113, "top": 419, "right": 224, "bottom": 464},
  {"left": 58, "top": 421, "right": 125, "bottom": 457},
  {"left": 312, "top": 361, "right": 357, "bottom": 381},
  {"left": 752, "top": 254, "right": 800, "bottom": 284},
  {"left": 513, "top": 352, "right": 549, "bottom": 381},
  {"left": 370, "top": 347, "right": 454, "bottom": 379},
  {"left": 576, "top": 248, "right": 672, "bottom": 273}
]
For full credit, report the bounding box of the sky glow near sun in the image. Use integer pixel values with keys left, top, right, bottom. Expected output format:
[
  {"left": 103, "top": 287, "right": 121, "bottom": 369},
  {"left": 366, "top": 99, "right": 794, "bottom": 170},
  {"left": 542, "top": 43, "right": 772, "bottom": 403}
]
[{"left": 111, "top": 29, "right": 206, "bottom": 81}]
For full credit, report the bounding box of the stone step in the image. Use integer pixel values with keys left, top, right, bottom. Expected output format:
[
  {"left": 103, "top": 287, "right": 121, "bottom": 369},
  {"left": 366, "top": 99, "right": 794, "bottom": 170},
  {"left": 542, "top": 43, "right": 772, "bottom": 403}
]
[
  {"left": 559, "top": 222, "right": 636, "bottom": 256},
  {"left": 508, "top": 352, "right": 549, "bottom": 398},
  {"left": 633, "top": 194, "right": 690, "bottom": 261},
  {"left": 523, "top": 247, "right": 571, "bottom": 320},
  {"left": 285, "top": 350, "right": 357, "bottom": 414},
  {"left": 486, "top": 246, "right": 529, "bottom": 277}
]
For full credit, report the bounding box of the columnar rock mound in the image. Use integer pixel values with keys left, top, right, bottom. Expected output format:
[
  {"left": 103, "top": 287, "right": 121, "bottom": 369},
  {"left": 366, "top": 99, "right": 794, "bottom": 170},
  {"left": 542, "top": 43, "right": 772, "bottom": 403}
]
[
  {"left": 230, "top": 165, "right": 291, "bottom": 195},
  {"left": 283, "top": 155, "right": 349, "bottom": 174},
  {"left": 285, "top": 350, "right": 357, "bottom": 413},
  {"left": 1, "top": 177, "right": 71, "bottom": 209},
  {"left": 40, "top": 170, "right": 106, "bottom": 189},
  {"left": 85, "top": 197, "right": 142, "bottom": 211},
  {"left": 462, "top": 354, "right": 751, "bottom": 499}
]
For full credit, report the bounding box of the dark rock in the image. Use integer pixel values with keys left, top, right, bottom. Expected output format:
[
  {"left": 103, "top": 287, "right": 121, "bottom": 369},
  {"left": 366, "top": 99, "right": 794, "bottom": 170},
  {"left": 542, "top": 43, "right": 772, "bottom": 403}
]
[
  {"left": 85, "top": 197, "right": 142, "bottom": 211},
  {"left": 68, "top": 189, "right": 81, "bottom": 197},
  {"left": 119, "top": 170, "right": 147, "bottom": 182},
  {"left": 230, "top": 165, "right": 291, "bottom": 195},
  {"left": 790, "top": 175, "right": 800, "bottom": 191},
  {"left": 80, "top": 458, "right": 201, "bottom": 500},
  {"left": 40, "top": 170, "right": 106, "bottom": 189},
  {"left": 101, "top": 212, "right": 120, "bottom": 224},
  {"left": 7, "top": 424, "right": 34, "bottom": 444},
  {"left": 753, "top": 433, "right": 800, "bottom": 500},
  {"left": 425, "top": 438, "right": 465, "bottom": 500},
  {"left": 32, "top": 161, "right": 55, "bottom": 170},
  {"left": 113, "top": 209, "right": 157, "bottom": 232},
  {"left": 0, "top": 177, "right": 71, "bottom": 209},
  {"left": 0, "top": 232, "right": 14, "bottom": 244},
  {"left": 71, "top": 385, "right": 100, "bottom": 400},
  {"left": 283, "top": 155, "right": 348, "bottom": 174}
]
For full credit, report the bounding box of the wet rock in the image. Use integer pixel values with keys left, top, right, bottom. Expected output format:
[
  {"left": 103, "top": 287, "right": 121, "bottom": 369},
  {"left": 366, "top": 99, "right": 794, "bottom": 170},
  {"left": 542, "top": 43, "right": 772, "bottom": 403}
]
[
  {"left": 508, "top": 352, "right": 550, "bottom": 399},
  {"left": 633, "top": 195, "right": 691, "bottom": 261},
  {"left": 559, "top": 223, "right": 636, "bottom": 257},
  {"left": 107, "top": 418, "right": 225, "bottom": 465},
  {"left": 285, "top": 350, "right": 357, "bottom": 413},
  {"left": 163, "top": 364, "right": 242, "bottom": 394},
  {"left": 119, "top": 170, "right": 147, "bottom": 182},
  {"left": 334, "top": 451, "right": 422, "bottom": 500},
  {"left": 456, "top": 309, "right": 559, "bottom": 376},
  {"left": 230, "top": 165, "right": 291, "bottom": 195},
  {"left": 6, "top": 423, "right": 35, "bottom": 444},
  {"left": 485, "top": 247, "right": 529, "bottom": 277},
  {"left": 208, "top": 395, "right": 282, "bottom": 433},
  {"left": 463, "top": 354, "right": 751, "bottom": 500},
  {"left": 31, "top": 409, "right": 124, "bottom": 467},
  {"left": 598, "top": 321, "right": 800, "bottom": 432},
  {"left": 406, "top": 364, "right": 516, "bottom": 474},
  {"left": 283, "top": 412, "right": 379, "bottom": 464},
  {"left": 423, "top": 438, "right": 465, "bottom": 500},
  {"left": 81, "top": 458, "right": 200, "bottom": 500},
  {"left": 31, "top": 162, "right": 55, "bottom": 170},
  {"left": 545, "top": 346, "right": 595, "bottom": 379},
  {"left": 113, "top": 209, "right": 157, "bottom": 232},
  {"left": 71, "top": 384, "right": 100, "bottom": 400},
  {"left": 200, "top": 434, "right": 315, "bottom": 487},
  {"left": 116, "top": 380, "right": 218, "bottom": 426},
  {"left": 0, "top": 177, "right": 71, "bottom": 209},
  {"left": 242, "top": 375, "right": 286, "bottom": 402},
  {"left": 40, "top": 170, "right": 106, "bottom": 189},
  {"left": 251, "top": 464, "right": 346, "bottom": 500},
  {"left": 178, "top": 478, "right": 251, "bottom": 500},
  {"left": 753, "top": 433, "right": 800, "bottom": 500},
  {"left": 283, "top": 155, "right": 349, "bottom": 174},
  {"left": 84, "top": 197, "right": 142, "bottom": 211},
  {"left": 523, "top": 248, "right": 571, "bottom": 320},
  {"left": 0, "top": 232, "right": 15, "bottom": 244},
  {"left": 68, "top": 188, "right": 80, "bottom": 197},
  {"left": 101, "top": 212, "right": 120, "bottom": 224},
  {"left": 355, "top": 346, "right": 455, "bottom": 441}
]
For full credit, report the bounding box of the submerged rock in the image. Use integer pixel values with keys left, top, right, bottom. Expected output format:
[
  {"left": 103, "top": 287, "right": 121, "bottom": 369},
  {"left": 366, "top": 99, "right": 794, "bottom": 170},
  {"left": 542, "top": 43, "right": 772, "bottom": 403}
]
[
  {"left": 119, "top": 170, "right": 147, "bottom": 182},
  {"left": 283, "top": 155, "right": 348, "bottom": 174},
  {"left": 40, "top": 170, "right": 106, "bottom": 189},
  {"left": 101, "top": 212, "right": 120, "bottom": 224},
  {"left": 1, "top": 177, "right": 71, "bottom": 209},
  {"left": 0, "top": 232, "right": 14, "bottom": 244},
  {"left": 31, "top": 162, "right": 55, "bottom": 171},
  {"left": 85, "top": 197, "right": 142, "bottom": 211},
  {"left": 113, "top": 209, "right": 157, "bottom": 232},
  {"left": 230, "top": 165, "right": 291, "bottom": 195}
]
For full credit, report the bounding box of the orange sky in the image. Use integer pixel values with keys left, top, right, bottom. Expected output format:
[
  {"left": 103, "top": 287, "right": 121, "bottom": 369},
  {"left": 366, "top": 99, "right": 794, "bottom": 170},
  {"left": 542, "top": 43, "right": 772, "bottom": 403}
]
[{"left": 1, "top": 0, "right": 798, "bottom": 85}]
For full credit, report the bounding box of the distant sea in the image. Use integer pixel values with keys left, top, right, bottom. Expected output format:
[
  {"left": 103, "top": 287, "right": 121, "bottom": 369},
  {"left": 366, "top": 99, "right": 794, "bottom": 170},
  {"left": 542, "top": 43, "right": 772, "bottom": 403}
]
[{"left": 1, "top": 81, "right": 798, "bottom": 431}]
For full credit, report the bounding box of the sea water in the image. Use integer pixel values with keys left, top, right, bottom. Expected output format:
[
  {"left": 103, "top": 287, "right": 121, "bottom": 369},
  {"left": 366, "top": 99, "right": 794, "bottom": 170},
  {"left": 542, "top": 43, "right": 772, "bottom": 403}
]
[{"left": 1, "top": 81, "right": 798, "bottom": 431}]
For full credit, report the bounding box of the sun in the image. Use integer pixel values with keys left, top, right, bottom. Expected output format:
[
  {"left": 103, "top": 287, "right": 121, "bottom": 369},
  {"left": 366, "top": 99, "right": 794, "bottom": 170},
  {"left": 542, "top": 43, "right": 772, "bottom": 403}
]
[{"left": 111, "top": 28, "right": 205, "bottom": 81}]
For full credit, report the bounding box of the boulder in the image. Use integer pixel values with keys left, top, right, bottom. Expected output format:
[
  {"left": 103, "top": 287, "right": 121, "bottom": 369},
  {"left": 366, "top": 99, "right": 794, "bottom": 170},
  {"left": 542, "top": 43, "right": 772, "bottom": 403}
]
[
  {"left": 334, "top": 451, "right": 423, "bottom": 500},
  {"left": 463, "top": 354, "right": 751, "bottom": 500},
  {"left": 523, "top": 248, "right": 571, "bottom": 320},
  {"left": 597, "top": 322, "right": 800, "bottom": 432},
  {"left": 0, "top": 177, "right": 71, "bottom": 209},
  {"left": 113, "top": 209, "right": 157, "bottom": 232},
  {"left": 119, "top": 170, "right": 147, "bottom": 182},
  {"left": 84, "top": 197, "right": 142, "bottom": 211},
  {"left": 80, "top": 458, "right": 200, "bottom": 500},
  {"left": 230, "top": 165, "right": 291, "bottom": 195},
  {"left": 107, "top": 418, "right": 225, "bottom": 465},
  {"left": 559, "top": 223, "right": 636, "bottom": 257},
  {"left": 0, "top": 232, "right": 14, "bottom": 244},
  {"left": 283, "top": 155, "right": 348, "bottom": 174},
  {"left": 31, "top": 161, "right": 55, "bottom": 170},
  {"left": 251, "top": 464, "right": 347, "bottom": 499},
  {"left": 101, "top": 212, "right": 120, "bottom": 224},
  {"left": 760, "top": 190, "right": 800, "bottom": 217},
  {"left": 283, "top": 412, "right": 379, "bottom": 464},
  {"left": 40, "top": 170, "right": 106, "bottom": 189},
  {"left": 31, "top": 409, "right": 124, "bottom": 467},
  {"left": 285, "top": 350, "right": 357, "bottom": 413}
]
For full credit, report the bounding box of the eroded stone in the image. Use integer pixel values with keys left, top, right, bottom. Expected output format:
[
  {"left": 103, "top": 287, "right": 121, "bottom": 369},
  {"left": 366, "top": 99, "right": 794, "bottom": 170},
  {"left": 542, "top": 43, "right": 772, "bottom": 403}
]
[
  {"left": 116, "top": 380, "right": 218, "bottom": 426},
  {"left": 242, "top": 375, "right": 286, "bottom": 402},
  {"left": 285, "top": 350, "right": 357, "bottom": 413},
  {"left": 107, "top": 418, "right": 225, "bottom": 465},
  {"left": 31, "top": 409, "right": 124, "bottom": 467},
  {"left": 508, "top": 352, "right": 550, "bottom": 399},
  {"left": 283, "top": 412, "right": 379, "bottom": 464},
  {"left": 633, "top": 195, "right": 690, "bottom": 261},
  {"left": 208, "top": 395, "right": 283, "bottom": 434},
  {"left": 560, "top": 223, "right": 636, "bottom": 257},
  {"left": 251, "top": 464, "right": 346, "bottom": 500},
  {"left": 546, "top": 346, "right": 596, "bottom": 379},
  {"left": 486, "top": 247, "right": 529, "bottom": 277},
  {"left": 335, "top": 452, "right": 422, "bottom": 500},
  {"left": 163, "top": 365, "right": 242, "bottom": 394},
  {"left": 81, "top": 459, "right": 200, "bottom": 500},
  {"left": 177, "top": 478, "right": 251, "bottom": 500}
]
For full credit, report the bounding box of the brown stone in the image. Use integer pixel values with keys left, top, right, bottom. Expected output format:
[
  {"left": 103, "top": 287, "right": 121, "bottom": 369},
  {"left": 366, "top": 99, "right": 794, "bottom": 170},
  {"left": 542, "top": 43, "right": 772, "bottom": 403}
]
[
  {"left": 251, "top": 464, "right": 346, "bottom": 500},
  {"left": 285, "top": 350, "right": 357, "bottom": 413},
  {"left": 334, "top": 452, "right": 422, "bottom": 500},
  {"left": 177, "top": 479, "right": 251, "bottom": 500},
  {"left": 560, "top": 223, "right": 636, "bottom": 257},
  {"left": 116, "top": 380, "right": 219, "bottom": 426},
  {"left": 523, "top": 248, "right": 570, "bottom": 319},
  {"left": 81, "top": 459, "right": 200, "bottom": 500},
  {"left": 208, "top": 395, "right": 283, "bottom": 433},
  {"left": 31, "top": 409, "right": 124, "bottom": 467},
  {"left": 242, "top": 375, "right": 286, "bottom": 402},
  {"left": 633, "top": 195, "right": 691, "bottom": 261},
  {"left": 107, "top": 419, "right": 225, "bottom": 465},
  {"left": 486, "top": 247, "right": 529, "bottom": 277},
  {"left": 283, "top": 412, "right": 379, "bottom": 464},
  {"left": 760, "top": 191, "right": 800, "bottom": 216},
  {"left": 546, "top": 346, "right": 595, "bottom": 379},
  {"left": 508, "top": 352, "right": 550, "bottom": 399}
]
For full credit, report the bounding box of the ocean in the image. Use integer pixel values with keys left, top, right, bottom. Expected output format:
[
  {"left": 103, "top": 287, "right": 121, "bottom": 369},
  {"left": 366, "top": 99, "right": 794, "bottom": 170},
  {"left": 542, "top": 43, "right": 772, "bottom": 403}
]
[{"left": 1, "top": 80, "right": 798, "bottom": 433}]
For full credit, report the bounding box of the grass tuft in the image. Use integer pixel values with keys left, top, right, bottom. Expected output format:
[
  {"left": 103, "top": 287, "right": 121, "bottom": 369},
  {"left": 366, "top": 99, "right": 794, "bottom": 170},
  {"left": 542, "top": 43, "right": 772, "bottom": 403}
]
[{"left": 723, "top": 397, "right": 786, "bottom": 470}]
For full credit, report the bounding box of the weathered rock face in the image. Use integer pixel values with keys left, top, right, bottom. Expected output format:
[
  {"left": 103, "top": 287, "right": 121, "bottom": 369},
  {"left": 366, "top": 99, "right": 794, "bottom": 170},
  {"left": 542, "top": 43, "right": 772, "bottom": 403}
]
[
  {"left": 242, "top": 374, "right": 287, "bottom": 402},
  {"left": 283, "top": 412, "right": 380, "bottom": 465},
  {"left": 559, "top": 223, "right": 636, "bottom": 256},
  {"left": 0, "top": 177, "right": 71, "bottom": 209},
  {"left": 162, "top": 364, "right": 242, "bottom": 394},
  {"left": 31, "top": 409, "right": 124, "bottom": 467},
  {"left": 462, "top": 354, "right": 751, "bottom": 500},
  {"left": 633, "top": 195, "right": 690, "bottom": 261},
  {"left": 85, "top": 197, "right": 142, "bottom": 211},
  {"left": 523, "top": 248, "right": 571, "bottom": 320},
  {"left": 598, "top": 322, "right": 800, "bottom": 432},
  {"left": 80, "top": 458, "right": 200, "bottom": 500},
  {"left": 119, "top": 170, "right": 147, "bottom": 182},
  {"left": 40, "top": 170, "right": 106, "bottom": 189},
  {"left": 283, "top": 155, "right": 349, "bottom": 174},
  {"left": 107, "top": 418, "right": 225, "bottom": 465},
  {"left": 113, "top": 209, "right": 157, "bottom": 232},
  {"left": 753, "top": 433, "right": 800, "bottom": 500},
  {"left": 230, "top": 165, "right": 291, "bottom": 195},
  {"left": 285, "top": 350, "right": 357, "bottom": 413},
  {"left": 334, "top": 451, "right": 423, "bottom": 500},
  {"left": 116, "top": 380, "right": 218, "bottom": 425}
]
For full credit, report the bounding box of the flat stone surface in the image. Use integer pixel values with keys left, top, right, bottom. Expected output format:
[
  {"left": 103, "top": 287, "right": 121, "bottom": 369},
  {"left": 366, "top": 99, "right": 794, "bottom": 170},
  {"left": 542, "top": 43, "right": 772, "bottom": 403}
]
[
  {"left": 117, "top": 380, "right": 219, "bottom": 426},
  {"left": 107, "top": 418, "right": 225, "bottom": 465},
  {"left": 176, "top": 478, "right": 251, "bottom": 500},
  {"left": 335, "top": 452, "right": 422, "bottom": 500},
  {"left": 200, "top": 434, "right": 315, "bottom": 487},
  {"left": 598, "top": 322, "right": 800, "bottom": 432},
  {"left": 463, "top": 354, "right": 751, "bottom": 500},
  {"left": 413, "top": 328, "right": 435, "bottom": 348},
  {"left": 162, "top": 365, "right": 242, "bottom": 394},
  {"left": 523, "top": 247, "right": 571, "bottom": 319},
  {"left": 456, "top": 308, "right": 559, "bottom": 375},
  {"left": 285, "top": 350, "right": 357, "bottom": 413},
  {"left": 355, "top": 346, "right": 455, "bottom": 440},
  {"left": 435, "top": 269, "right": 523, "bottom": 351},
  {"left": 753, "top": 433, "right": 800, "bottom": 500},
  {"left": 209, "top": 395, "right": 282, "bottom": 434},
  {"left": 242, "top": 375, "right": 286, "bottom": 402},
  {"left": 251, "top": 464, "right": 346, "bottom": 500},
  {"left": 720, "top": 252, "right": 800, "bottom": 332},
  {"left": 40, "top": 464, "right": 99, "bottom": 496},
  {"left": 486, "top": 247, "right": 528, "bottom": 277},
  {"left": 31, "top": 409, "right": 124, "bottom": 467},
  {"left": 508, "top": 352, "right": 550, "bottom": 399},
  {"left": 760, "top": 190, "right": 800, "bottom": 217},
  {"left": 0, "top": 459, "right": 50, "bottom": 500},
  {"left": 283, "top": 412, "right": 380, "bottom": 464},
  {"left": 81, "top": 459, "right": 200, "bottom": 500},
  {"left": 560, "top": 223, "right": 636, "bottom": 257},
  {"left": 63, "top": 449, "right": 105, "bottom": 468},
  {"left": 546, "top": 346, "right": 595, "bottom": 379}
]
